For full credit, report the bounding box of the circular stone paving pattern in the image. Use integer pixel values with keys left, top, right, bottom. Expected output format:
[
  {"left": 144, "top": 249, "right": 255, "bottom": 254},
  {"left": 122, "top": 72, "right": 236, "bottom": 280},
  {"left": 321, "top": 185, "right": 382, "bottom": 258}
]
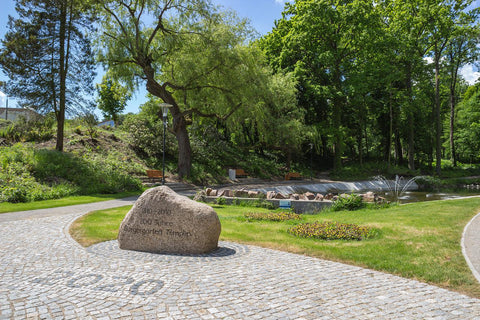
[{"left": 87, "top": 240, "right": 250, "bottom": 263}]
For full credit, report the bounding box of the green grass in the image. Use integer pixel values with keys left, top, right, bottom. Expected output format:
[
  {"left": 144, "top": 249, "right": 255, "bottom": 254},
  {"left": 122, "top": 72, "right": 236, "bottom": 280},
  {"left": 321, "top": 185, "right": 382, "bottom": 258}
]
[
  {"left": 70, "top": 205, "right": 132, "bottom": 247},
  {"left": 0, "top": 191, "right": 140, "bottom": 214},
  {"left": 70, "top": 198, "right": 480, "bottom": 298}
]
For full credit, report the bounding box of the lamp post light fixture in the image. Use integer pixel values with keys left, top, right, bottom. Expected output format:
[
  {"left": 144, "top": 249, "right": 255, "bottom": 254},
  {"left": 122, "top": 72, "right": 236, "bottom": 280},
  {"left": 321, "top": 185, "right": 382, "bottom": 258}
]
[{"left": 160, "top": 103, "right": 173, "bottom": 185}]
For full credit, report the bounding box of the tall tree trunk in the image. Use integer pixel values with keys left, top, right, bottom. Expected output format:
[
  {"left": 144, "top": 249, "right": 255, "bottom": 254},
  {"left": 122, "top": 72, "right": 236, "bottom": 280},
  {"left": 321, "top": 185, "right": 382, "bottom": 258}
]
[
  {"left": 434, "top": 55, "right": 442, "bottom": 176},
  {"left": 357, "top": 134, "right": 363, "bottom": 165},
  {"left": 406, "top": 63, "right": 415, "bottom": 170},
  {"left": 387, "top": 93, "right": 393, "bottom": 170},
  {"left": 449, "top": 85, "right": 456, "bottom": 166},
  {"left": 393, "top": 100, "right": 403, "bottom": 165},
  {"left": 56, "top": 1, "right": 67, "bottom": 152},
  {"left": 144, "top": 72, "right": 192, "bottom": 178},
  {"left": 172, "top": 112, "right": 191, "bottom": 178},
  {"left": 449, "top": 57, "right": 460, "bottom": 167},
  {"left": 332, "top": 67, "right": 343, "bottom": 170}
]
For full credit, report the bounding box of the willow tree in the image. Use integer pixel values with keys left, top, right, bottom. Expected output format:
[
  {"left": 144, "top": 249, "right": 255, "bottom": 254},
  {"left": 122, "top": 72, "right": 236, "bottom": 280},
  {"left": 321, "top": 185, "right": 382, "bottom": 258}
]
[{"left": 95, "top": 0, "right": 286, "bottom": 178}]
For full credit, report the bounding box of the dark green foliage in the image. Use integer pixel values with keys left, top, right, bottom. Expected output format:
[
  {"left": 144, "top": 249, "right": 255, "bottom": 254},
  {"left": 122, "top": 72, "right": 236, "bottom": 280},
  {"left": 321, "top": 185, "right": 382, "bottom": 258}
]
[
  {"left": 216, "top": 197, "right": 226, "bottom": 205},
  {"left": 244, "top": 211, "right": 301, "bottom": 222},
  {"left": 121, "top": 112, "right": 177, "bottom": 170},
  {"left": 188, "top": 122, "right": 288, "bottom": 184},
  {"left": 331, "top": 162, "right": 419, "bottom": 181},
  {"left": 0, "top": 115, "right": 55, "bottom": 143},
  {"left": 0, "top": 144, "right": 141, "bottom": 203},
  {"left": 331, "top": 194, "right": 366, "bottom": 212},
  {"left": 251, "top": 199, "right": 276, "bottom": 210},
  {"left": 288, "top": 221, "right": 376, "bottom": 241},
  {"left": 455, "top": 88, "right": 480, "bottom": 163}
]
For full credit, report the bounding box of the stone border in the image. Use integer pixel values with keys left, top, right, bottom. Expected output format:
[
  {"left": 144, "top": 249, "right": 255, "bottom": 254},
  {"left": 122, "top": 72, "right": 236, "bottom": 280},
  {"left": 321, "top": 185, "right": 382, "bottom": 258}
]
[
  {"left": 203, "top": 196, "right": 333, "bottom": 213},
  {"left": 461, "top": 211, "right": 480, "bottom": 284}
]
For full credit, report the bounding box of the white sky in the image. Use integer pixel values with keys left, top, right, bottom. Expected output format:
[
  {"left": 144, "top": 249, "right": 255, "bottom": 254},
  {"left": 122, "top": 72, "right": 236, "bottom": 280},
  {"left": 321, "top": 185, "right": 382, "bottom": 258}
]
[
  {"left": 0, "top": 90, "right": 5, "bottom": 108},
  {"left": 460, "top": 64, "right": 480, "bottom": 85}
]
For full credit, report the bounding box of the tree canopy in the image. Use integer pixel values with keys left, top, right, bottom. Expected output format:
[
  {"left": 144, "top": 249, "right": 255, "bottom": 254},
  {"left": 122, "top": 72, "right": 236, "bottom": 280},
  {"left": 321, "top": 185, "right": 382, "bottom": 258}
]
[
  {"left": 95, "top": 0, "right": 299, "bottom": 177},
  {"left": 0, "top": 0, "right": 96, "bottom": 151},
  {"left": 97, "top": 75, "right": 130, "bottom": 123},
  {"left": 259, "top": 0, "right": 480, "bottom": 173}
]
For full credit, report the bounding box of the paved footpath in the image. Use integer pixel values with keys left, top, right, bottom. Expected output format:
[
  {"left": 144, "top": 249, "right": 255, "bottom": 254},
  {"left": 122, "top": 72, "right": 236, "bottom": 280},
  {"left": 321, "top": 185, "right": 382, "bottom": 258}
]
[
  {"left": 463, "top": 211, "right": 480, "bottom": 285},
  {"left": 0, "top": 201, "right": 480, "bottom": 319}
]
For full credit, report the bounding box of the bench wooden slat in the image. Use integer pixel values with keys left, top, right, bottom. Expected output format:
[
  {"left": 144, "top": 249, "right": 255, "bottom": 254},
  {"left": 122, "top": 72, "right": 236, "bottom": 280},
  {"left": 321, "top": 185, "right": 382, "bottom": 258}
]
[
  {"left": 146, "top": 170, "right": 163, "bottom": 182},
  {"left": 285, "top": 172, "right": 302, "bottom": 180},
  {"left": 235, "top": 169, "right": 248, "bottom": 178}
]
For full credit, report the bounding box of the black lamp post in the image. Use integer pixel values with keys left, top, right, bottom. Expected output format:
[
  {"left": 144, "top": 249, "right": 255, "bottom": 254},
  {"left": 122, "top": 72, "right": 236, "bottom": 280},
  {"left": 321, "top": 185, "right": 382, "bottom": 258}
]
[{"left": 160, "top": 103, "right": 173, "bottom": 185}]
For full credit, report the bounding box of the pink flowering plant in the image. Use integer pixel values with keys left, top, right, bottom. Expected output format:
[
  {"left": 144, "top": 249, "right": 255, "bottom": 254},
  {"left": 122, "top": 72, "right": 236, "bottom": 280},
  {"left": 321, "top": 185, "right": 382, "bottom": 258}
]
[
  {"left": 288, "top": 221, "right": 377, "bottom": 241},
  {"left": 244, "top": 211, "right": 302, "bottom": 222}
]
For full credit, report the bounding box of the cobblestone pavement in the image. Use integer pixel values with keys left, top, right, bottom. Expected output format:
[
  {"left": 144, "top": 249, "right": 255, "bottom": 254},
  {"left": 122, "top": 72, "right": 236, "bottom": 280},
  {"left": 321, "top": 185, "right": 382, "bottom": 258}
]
[
  {"left": 0, "top": 207, "right": 480, "bottom": 319},
  {"left": 463, "top": 212, "right": 480, "bottom": 284}
]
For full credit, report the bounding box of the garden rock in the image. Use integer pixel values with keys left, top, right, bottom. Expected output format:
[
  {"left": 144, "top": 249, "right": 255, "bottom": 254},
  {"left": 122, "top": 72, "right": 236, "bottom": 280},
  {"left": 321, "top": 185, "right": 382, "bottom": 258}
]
[
  {"left": 193, "top": 190, "right": 206, "bottom": 202},
  {"left": 361, "top": 191, "right": 376, "bottom": 202},
  {"left": 315, "top": 194, "right": 324, "bottom": 201},
  {"left": 118, "top": 186, "right": 221, "bottom": 254},
  {"left": 223, "top": 189, "right": 235, "bottom": 197},
  {"left": 248, "top": 190, "right": 260, "bottom": 198},
  {"left": 305, "top": 192, "right": 315, "bottom": 200},
  {"left": 275, "top": 193, "right": 287, "bottom": 200},
  {"left": 267, "top": 191, "right": 276, "bottom": 200},
  {"left": 325, "top": 193, "right": 334, "bottom": 200},
  {"left": 235, "top": 189, "right": 250, "bottom": 198}
]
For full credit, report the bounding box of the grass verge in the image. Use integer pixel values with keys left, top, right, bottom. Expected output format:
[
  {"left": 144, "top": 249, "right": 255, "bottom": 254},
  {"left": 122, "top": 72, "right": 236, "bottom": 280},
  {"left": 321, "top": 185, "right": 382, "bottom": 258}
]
[
  {"left": 69, "top": 198, "right": 480, "bottom": 298},
  {"left": 0, "top": 191, "right": 141, "bottom": 214}
]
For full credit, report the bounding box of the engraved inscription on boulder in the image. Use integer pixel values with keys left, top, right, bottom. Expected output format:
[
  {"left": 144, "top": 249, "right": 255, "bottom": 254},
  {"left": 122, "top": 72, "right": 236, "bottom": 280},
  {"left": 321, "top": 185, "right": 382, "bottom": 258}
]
[{"left": 118, "top": 186, "right": 221, "bottom": 254}]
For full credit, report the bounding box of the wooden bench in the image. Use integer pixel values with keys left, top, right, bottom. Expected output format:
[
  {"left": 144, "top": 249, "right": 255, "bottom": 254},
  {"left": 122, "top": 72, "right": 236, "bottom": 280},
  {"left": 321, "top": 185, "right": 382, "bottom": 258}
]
[
  {"left": 146, "top": 169, "right": 163, "bottom": 182},
  {"left": 285, "top": 172, "right": 302, "bottom": 180},
  {"left": 235, "top": 169, "right": 248, "bottom": 178}
]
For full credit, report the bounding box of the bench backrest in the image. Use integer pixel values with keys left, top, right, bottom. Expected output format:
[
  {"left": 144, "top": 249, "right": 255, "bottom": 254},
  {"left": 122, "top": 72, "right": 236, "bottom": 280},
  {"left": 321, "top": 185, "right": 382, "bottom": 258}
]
[{"left": 146, "top": 170, "right": 163, "bottom": 178}]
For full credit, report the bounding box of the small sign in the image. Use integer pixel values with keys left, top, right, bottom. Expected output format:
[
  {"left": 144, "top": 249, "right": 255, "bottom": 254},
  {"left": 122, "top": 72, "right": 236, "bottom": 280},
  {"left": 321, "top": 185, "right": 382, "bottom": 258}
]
[{"left": 279, "top": 200, "right": 291, "bottom": 209}]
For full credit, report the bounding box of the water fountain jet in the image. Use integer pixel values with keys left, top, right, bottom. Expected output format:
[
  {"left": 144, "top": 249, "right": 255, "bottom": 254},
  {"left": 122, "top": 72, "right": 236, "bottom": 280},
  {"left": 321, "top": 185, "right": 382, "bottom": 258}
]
[{"left": 374, "top": 175, "right": 423, "bottom": 203}]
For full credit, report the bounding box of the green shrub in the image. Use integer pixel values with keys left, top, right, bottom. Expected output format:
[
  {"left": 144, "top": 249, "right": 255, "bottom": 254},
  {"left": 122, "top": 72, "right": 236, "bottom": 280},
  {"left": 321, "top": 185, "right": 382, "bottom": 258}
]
[
  {"left": 252, "top": 199, "right": 276, "bottom": 209},
  {"left": 244, "top": 211, "right": 301, "bottom": 221},
  {"left": 288, "top": 221, "right": 377, "bottom": 241},
  {"left": 0, "top": 144, "right": 142, "bottom": 203},
  {"left": 0, "top": 115, "right": 55, "bottom": 143},
  {"left": 122, "top": 114, "right": 177, "bottom": 169},
  {"left": 331, "top": 194, "right": 365, "bottom": 211},
  {"left": 216, "top": 197, "right": 226, "bottom": 205}
]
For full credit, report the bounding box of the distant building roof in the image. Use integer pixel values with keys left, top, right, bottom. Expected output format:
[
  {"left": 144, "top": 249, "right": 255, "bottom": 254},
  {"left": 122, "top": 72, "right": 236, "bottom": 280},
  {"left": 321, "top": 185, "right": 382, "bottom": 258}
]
[{"left": 97, "top": 120, "right": 115, "bottom": 127}]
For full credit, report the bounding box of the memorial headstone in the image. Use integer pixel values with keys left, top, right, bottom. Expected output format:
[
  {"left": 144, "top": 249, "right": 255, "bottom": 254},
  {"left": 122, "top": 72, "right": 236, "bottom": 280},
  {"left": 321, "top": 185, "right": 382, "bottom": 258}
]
[{"left": 118, "top": 186, "right": 221, "bottom": 254}]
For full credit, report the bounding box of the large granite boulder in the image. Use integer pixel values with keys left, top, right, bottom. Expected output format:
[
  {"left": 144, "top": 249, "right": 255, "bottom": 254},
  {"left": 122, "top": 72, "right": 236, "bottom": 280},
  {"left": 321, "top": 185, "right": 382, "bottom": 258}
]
[{"left": 118, "top": 186, "right": 221, "bottom": 254}]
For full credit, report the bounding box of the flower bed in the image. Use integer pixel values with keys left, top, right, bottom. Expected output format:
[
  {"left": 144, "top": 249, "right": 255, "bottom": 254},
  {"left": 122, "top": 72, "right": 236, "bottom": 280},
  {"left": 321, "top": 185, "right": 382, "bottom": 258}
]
[
  {"left": 244, "top": 211, "right": 302, "bottom": 221},
  {"left": 288, "top": 221, "right": 376, "bottom": 240}
]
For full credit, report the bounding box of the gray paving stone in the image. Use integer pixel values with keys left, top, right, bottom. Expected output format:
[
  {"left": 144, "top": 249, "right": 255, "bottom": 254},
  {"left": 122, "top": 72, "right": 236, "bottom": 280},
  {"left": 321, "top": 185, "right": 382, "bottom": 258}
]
[{"left": 0, "top": 204, "right": 479, "bottom": 319}]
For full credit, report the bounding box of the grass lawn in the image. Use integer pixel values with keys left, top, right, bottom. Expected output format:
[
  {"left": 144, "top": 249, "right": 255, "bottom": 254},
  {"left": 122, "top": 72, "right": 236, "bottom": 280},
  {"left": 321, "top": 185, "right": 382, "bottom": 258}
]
[
  {"left": 0, "top": 191, "right": 140, "bottom": 214},
  {"left": 69, "top": 198, "right": 480, "bottom": 298}
]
